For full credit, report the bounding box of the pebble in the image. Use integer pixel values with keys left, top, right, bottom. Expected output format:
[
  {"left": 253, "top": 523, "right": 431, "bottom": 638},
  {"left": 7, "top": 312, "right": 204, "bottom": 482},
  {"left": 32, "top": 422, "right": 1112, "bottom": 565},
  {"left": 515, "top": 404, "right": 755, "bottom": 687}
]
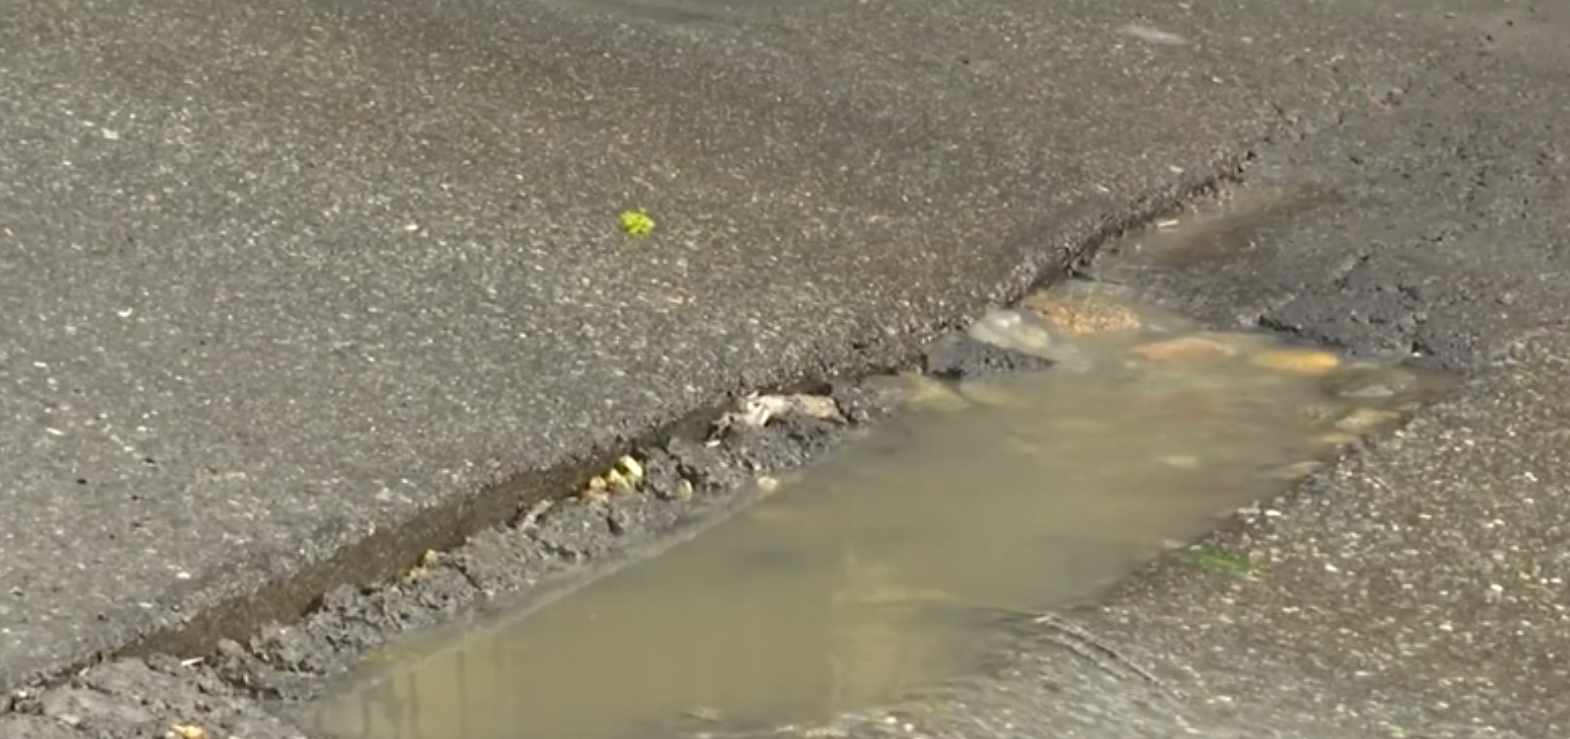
[
  {"left": 1130, "top": 335, "right": 1237, "bottom": 366},
  {"left": 967, "top": 308, "right": 1095, "bottom": 371},
  {"left": 1017, "top": 289, "right": 1142, "bottom": 336},
  {"left": 1335, "top": 407, "right": 1403, "bottom": 435},
  {"left": 1249, "top": 348, "right": 1342, "bottom": 375},
  {"left": 1315, "top": 432, "right": 1363, "bottom": 449},
  {"left": 968, "top": 309, "right": 1055, "bottom": 355}
]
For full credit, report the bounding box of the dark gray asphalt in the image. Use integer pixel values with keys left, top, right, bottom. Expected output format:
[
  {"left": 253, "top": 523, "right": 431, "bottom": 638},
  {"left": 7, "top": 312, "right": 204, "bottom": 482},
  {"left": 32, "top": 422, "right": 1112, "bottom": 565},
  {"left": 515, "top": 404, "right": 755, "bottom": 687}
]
[
  {"left": 760, "top": 5, "right": 1570, "bottom": 737},
  {"left": 0, "top": 0, "right": 1452, "bottom": 690}
]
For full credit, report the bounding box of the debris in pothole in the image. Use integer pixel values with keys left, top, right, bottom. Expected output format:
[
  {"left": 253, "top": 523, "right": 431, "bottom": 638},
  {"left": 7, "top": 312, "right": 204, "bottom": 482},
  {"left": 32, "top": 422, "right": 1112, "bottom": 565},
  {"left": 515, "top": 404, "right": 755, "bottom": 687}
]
[
  {"left": 925, "top": 330, "right": 1053, "bottom": 380},
  {"left": 1334, "top": 407, "right": 1403, "bottom": 435},
  {"left": 714, "top": 393, "right": 846, "bottom": 435},
  {"left": 582, "top": 475, "right": 612, "bottom": 501},
  {"left": 966, "top": 309, "right": 1057, "bottom": 355},
  {"left": 582, "top": 454, "right": 649, "bottom": 500},
  {"left": 403, "top": 550, "right": 443, "bottom": 584},
  {"left": 170, "top": 723, "right": 209, "bottom": 739},
  {"left": 617, "top": 454, "right": 645, "bottom": 483},
  {"left": 515, "top": 498, "right": 556, "bottom": 528}
]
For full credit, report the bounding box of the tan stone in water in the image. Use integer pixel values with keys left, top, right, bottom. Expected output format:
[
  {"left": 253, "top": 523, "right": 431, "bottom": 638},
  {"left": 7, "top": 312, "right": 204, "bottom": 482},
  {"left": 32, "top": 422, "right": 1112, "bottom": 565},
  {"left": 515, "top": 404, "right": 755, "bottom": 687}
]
[
  {"left": 1316, "top": 432, "right": 1363, "bottom": 449},
  {"left": 1335, "top": 407, "right": 1403, "bottom": 435},
  {"left": 1130, "top": 335, "right": 1237, "bottom": 366},
  {"left": 1249, "top": 348, "right": 1342, "bottom": 375},
  {"left": 1017, "top": 290, "right": 1141, "bottom": 336}
]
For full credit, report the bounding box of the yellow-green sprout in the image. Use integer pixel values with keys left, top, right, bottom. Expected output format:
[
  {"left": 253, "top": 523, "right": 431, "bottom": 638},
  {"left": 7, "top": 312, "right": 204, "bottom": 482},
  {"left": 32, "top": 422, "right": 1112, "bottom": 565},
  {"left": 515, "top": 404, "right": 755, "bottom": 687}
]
[{"left": 619, "top": 208, "right": 655, "bottom": 237}]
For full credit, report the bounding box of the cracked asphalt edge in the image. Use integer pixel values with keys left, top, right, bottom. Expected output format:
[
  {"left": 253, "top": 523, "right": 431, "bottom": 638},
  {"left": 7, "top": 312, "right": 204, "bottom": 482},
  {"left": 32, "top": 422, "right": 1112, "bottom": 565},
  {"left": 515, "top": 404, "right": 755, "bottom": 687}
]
[
  {"left": 0, "top": 25, "right": 1495, "bottom": 732},
  {"left": 678, "top": 19, "right": 1570, "bottom": 739},
  {"left": 0, "top": 160, "right": 1253, "bottom": 739}
]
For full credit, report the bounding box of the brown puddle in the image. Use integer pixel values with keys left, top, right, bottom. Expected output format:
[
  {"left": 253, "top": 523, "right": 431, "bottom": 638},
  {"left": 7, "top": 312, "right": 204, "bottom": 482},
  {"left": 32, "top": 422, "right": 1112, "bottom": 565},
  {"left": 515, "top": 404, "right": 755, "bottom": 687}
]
[{"left": 307, "top": 279, "right": 1454, "bottom": 739}]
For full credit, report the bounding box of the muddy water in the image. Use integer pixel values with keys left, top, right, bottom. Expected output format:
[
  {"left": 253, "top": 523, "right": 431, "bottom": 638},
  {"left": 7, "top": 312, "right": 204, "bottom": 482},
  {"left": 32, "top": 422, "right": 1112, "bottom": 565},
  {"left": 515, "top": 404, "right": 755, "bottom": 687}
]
[{"left": 308, "top": 282, "right": 1452, "bottom": 739}]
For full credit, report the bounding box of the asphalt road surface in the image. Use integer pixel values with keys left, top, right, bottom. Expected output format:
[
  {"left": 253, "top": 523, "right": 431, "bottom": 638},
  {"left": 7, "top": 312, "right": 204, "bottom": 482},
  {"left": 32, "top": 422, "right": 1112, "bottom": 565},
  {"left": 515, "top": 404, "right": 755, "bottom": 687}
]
[{"left": 3, "top": 0, "right": 1568, "bottom": 737}]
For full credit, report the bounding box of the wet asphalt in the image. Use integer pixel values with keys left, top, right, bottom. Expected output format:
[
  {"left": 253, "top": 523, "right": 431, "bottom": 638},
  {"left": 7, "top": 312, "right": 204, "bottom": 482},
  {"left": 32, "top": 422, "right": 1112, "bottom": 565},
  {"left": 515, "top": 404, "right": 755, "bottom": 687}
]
[
  {"left": 3, "top": 0, "right": 1570, "bottom": 737},
  {"left": 773, "top": 7, "right": 1570, "bottom": 738},
  {"left": 0, "top": 0, "right": 1442, "bottom": 689}
]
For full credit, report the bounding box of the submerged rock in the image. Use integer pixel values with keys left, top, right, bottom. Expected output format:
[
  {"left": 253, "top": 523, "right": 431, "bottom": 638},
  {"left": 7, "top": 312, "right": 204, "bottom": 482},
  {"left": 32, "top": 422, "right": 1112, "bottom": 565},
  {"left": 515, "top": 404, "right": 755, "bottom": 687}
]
[
  {"left": 1129, "top": 335, "right": 1237, "bottom": 367},
  {"left": 1250, "top": 348, "right": 1342, "bottom": 375},
  {"left": 967, "top": 308, "right": 1057, "bottom": 355},
  {"left": 924, "top": 330, "right": 1052, "bottom": 381},
  {"left": 1334, "top": 407, "right": 1404, "bottom": 435},
  {"left": 1018, "top": 287, "right": 1143, "bottom": 336}
]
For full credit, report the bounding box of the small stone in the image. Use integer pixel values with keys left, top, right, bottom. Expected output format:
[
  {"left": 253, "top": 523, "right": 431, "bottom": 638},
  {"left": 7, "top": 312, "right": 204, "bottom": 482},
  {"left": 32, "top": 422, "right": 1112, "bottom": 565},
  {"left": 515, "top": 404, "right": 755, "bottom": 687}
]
[
  {"left": 1130, "top": 336, "right": 1237, "bottom": 366},
  {"left": 926, "top": 330, "right": 1051, "bottom": 380},
  {"left": 1250, "top": 348, "right": 1341, "bottom": 376},
  {"left": 1335, "top": 407, "right": 1403, "bottom": 435},
  {"left": 718, "top": 393, "right": 847, "bottom": 431},
  {"left": 673, "top": 478, "right": 695, "bottom": 501},
  {"left": 1316, "top": 432, "right": 1363, "bottom": 449},
  {"left": 967, "top": 309, "right": 1056, "bottom": 355},
  {"left": 582, "top": 475, "right": 611, "bottom": 500},
  {"left": 1018, "top": 290, "right": 1141, "bottom": 336}
]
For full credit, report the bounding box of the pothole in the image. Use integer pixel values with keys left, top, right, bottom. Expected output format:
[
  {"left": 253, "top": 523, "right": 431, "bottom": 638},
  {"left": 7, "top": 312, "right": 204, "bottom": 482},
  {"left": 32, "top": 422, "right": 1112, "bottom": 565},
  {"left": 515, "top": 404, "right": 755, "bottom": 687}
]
[
  {"left": 2, "top": 179, "right": 1470, "bottom": 739},
  {"left": 302, "top": 272, "right": 1455, "bottom": 739}
]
